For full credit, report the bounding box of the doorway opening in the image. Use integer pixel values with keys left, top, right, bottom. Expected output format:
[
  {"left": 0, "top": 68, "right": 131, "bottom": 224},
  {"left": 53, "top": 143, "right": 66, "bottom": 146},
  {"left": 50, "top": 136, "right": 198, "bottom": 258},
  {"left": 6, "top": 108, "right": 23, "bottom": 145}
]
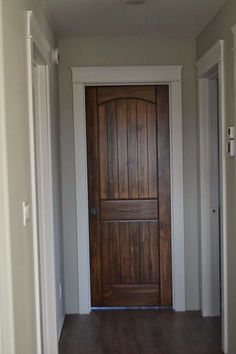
[
  {"left": 197, "top": 40, "right": 228, "bottom": 353},
  {"left": 32, "top": 55, "right": 58, "bottom": 353},
  {"left": 26, "top": 12, "right": 59, "bottom": 354}
]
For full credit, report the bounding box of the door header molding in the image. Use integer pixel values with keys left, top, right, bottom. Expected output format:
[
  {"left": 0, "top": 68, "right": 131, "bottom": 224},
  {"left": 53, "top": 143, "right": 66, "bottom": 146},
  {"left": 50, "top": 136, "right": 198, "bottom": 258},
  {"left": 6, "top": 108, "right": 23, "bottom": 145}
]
[
  {"left": 71, "top": 65, "right": 183, "bottom": 84},
  {"left": 71, "top": 65, "right": 185, "bottom": 314}
]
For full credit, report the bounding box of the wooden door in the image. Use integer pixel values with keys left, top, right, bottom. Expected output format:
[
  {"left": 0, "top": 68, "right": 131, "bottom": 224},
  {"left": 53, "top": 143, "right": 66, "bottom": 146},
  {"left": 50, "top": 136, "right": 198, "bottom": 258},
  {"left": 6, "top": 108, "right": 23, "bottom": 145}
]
[{"left": 86, "top": 85, "right": 172, "bottom": 307}]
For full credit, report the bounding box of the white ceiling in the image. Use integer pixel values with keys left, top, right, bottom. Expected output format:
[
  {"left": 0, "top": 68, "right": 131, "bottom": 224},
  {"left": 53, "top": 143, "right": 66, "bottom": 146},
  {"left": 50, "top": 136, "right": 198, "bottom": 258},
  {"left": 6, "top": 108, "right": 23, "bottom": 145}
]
[{"left": 44, "top": 0, "right": 226, "bottom": 38}]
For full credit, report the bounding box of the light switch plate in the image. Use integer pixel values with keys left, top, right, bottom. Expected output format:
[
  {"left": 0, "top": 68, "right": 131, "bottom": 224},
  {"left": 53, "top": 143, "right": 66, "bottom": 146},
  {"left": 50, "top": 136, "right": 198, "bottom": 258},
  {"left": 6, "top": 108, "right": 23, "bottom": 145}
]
[
  {"left": 227, "top": 140, "right": 235, "bottom": 157},
  {"left": 228, "top": 126, "right": 235, "bottom": 139},
  {"left": 229, "top": 140, "right": 235, "bottom": 157},
  {"left": 23, "top": 202, "right": 30, "bottom": 226}
]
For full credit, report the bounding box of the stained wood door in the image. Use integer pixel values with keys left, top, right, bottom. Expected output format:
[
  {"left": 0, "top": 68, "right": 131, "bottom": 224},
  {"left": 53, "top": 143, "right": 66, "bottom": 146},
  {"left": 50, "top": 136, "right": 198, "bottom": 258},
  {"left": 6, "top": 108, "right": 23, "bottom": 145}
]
[{"left": 86, "top": 85, "right": 172, "bottom": 307}]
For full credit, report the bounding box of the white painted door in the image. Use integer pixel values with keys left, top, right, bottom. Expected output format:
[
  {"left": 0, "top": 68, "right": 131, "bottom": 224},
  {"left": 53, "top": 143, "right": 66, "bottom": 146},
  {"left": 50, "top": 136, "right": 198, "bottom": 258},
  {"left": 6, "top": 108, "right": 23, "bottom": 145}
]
[
  {"left": 209, "top": 76, "right": 221, "bottom": 316},
  {"left": 32, "top": 64, "right": 58, "bottom": 354}
]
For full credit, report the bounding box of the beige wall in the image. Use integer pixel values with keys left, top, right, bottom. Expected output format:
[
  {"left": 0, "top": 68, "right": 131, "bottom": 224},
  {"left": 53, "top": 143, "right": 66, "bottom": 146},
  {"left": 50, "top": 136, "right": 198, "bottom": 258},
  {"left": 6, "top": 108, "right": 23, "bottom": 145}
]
[
  {"left": 0, "top": 1, "right": 15, "bottom": 353},
  {"left": 58, "top": 35, "right": 200, "bottom": 312},
  {"left": 197, "top": 0, "right": 236, "bottom": 352},
  {"left": 0, "top": 0, "right": 64, "bottom": 352}
]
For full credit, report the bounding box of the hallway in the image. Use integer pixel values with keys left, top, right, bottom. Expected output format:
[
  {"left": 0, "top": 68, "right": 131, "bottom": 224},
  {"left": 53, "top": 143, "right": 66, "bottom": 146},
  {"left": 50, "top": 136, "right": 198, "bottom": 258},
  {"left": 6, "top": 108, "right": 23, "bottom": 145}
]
[
  {"left": 59, "top": 311, "right": 222, "bottom": 354},
  {"left": 2, "top": 0, "right": 236, "bottom": 353}
]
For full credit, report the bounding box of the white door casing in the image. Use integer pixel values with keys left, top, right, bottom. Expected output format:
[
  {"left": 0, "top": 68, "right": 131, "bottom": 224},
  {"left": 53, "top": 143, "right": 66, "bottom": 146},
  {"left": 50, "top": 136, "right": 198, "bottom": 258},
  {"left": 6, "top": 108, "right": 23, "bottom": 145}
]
[
  {"left": 71, "top": 66, "right": 186, "bottom": 314},
  {"left": 0, "top": 1, "right": 15, "bottom": 353},
  {"left": 26, "top": 11, "right": 58, "bottom": 354}
]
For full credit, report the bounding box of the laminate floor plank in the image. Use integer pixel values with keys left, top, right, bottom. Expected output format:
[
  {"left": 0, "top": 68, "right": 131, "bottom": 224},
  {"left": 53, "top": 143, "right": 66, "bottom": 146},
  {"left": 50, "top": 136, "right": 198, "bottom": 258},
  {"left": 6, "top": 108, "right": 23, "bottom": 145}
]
[{"left": 59, "top": 311, "right": 223, "bottom": 354}]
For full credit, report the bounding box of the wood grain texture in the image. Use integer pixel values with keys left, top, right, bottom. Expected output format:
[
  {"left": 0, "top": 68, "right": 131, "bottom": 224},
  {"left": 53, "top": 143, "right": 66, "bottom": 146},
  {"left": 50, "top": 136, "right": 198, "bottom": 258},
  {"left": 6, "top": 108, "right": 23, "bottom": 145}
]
[
  {"left": 98, "top": 95, "right": 158, "bottom": 200},
  {"left": 98, "top": 104, "right": 108, "bottom": 199},
  {"left": 59, "top": 312, "right": 223, "bottom": 354},
  {"left": 103, "top": 284, "right": 159, "bottom": 306},
  {"left": 127, "top": 99, "right": 139, "bottom": 198},
  {"left": 97, "top": 85, "right": 156, "bottom": 104},
  {"left": 101, "top": 199, "right": 158, "bottom": 221},
  {"left": 85, "top": 87, "right": 102, "bottom": 305},
  {"left": 109, "top": 223, "right": 121, "bottom": 283},
  {"left": 147, "top": 103, "right": 158, "bottom": 198},
  {"left": 157, "top": 85, "right": 172, "bottom": 306},
  {"left": 107, "top": 101, "right": 119, "bottom": 199},
  {"left": 86, "top": 85, "right": 171, "bottom": 307},
  {"left": 119, "top": 223, "right": 131, "bottom": 284},
  {"left": 117, "top": 99, "right": 128, "bottom": 199},
  {"left": 101, "top": 221, "right": 159, "bottom": 295},
  {"left": 149, "top": 222, "right": 159, "bottom": 283},
  {"left": 137, "top": 100, "right": 149, "bottom": 198},
  {"left": 129, "top": 222, "right": 140, "bottom": 283}
]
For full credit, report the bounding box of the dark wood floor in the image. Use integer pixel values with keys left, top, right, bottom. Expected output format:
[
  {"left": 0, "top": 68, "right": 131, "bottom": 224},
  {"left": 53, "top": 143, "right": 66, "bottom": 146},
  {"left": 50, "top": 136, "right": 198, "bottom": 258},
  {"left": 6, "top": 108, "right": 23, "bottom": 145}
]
[{"left": 59, "top": 310, "right": 223, "bottom": 354}]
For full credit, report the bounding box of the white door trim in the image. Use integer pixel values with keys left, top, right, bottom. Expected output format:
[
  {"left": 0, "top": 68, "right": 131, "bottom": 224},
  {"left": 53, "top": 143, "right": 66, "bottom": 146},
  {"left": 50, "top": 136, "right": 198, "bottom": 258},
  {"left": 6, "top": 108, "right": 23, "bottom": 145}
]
[
  {"left": 71, "top": 65, "right": 186, "bottom": 314},
  {"left": 26, "top": 11, "right": 58, "bottom": 354},
  {"left": 0, "top": 2, "right": 15, "bottom": 353},
  {"left": 196, "top": 40, "right": 228, "bottom": 353}
]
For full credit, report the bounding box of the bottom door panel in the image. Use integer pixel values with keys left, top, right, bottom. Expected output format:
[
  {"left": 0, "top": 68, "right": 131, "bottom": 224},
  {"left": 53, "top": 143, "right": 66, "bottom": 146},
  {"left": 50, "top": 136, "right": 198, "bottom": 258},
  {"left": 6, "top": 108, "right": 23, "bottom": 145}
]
[
  {"left": 103, "top": 284, "right": 159, "bottom": 307},
  {"left": 101, "top": 221, "right": 160, "bottom": 306}
]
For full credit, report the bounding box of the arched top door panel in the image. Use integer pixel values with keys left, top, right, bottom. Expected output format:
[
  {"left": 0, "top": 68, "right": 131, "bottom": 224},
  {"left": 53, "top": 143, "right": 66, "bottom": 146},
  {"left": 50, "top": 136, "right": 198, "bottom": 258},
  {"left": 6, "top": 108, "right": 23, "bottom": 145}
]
[{"left": 97, "top": 85, "right": 156, "bottom": 105}]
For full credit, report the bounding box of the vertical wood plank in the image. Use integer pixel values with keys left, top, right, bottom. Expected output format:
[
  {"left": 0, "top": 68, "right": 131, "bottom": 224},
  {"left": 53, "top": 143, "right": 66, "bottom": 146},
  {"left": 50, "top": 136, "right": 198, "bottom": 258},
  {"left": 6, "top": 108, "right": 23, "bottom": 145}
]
[
  {"left": 99, "top": 104, "right": 108, "bottom": 199},
  {"left": 119, "top": 223, "right": 131, "bottom": 283},
  {"left": 127, "top": 99, "right": 139, "bottom": 198},
  {"left": 102, "top": 223, "right": 111, "bottom": 284},
  {"left": 157, "top": 85, "right": 172, "bottom": 306},
  {"left": 107, "top": 101, "right": 119, "bottom": 199},
  {"left": 110, "top": 222, "right": 121, "bottom": 283},
  {"left": 147, "top": 103, "right": 158, "bottom": 198},
  {"left": 129, "top": 222, "right": 140, "bottom": 283},
  {"left": 149, "top": 222, "right": 159, "bottom": 283},
  {"left": 137, "top": 101, "right": 149, "bottom": 198},
  {"left": 140, "top": 222, "right": 150, "bottom": 283},
  {"left": 117, "top": 99, "right": 128, "bottom": 199},
  {"left": 86, "top": 87, "right": 103, "bottom": 306}
]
